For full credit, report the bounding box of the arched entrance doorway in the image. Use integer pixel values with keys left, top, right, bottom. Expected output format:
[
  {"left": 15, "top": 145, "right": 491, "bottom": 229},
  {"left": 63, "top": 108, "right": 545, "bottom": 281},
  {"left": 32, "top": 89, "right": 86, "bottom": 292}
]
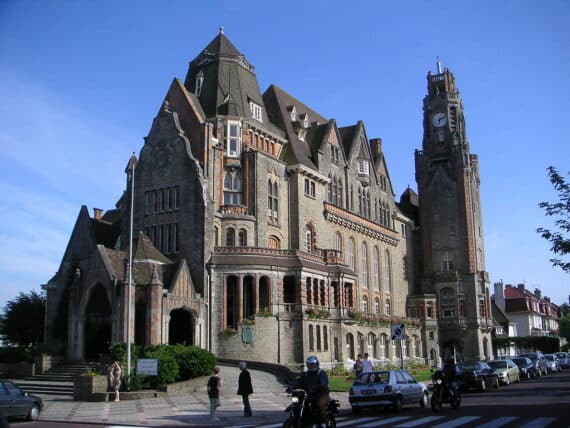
[
  {"left": 259, "top": 276, "right": 270, "bottom": 311},
  {"left": 84, "top": 284, "right": 112, "bottom": 360},
  {"left": 169, "top": 308, "right": 194, "bottom": 345}
]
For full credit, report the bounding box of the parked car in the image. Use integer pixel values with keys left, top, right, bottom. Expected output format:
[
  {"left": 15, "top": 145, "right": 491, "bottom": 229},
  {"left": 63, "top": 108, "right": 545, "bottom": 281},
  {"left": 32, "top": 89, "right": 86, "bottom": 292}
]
[
  {"left": 486, "top": 359, "right": 520, "bottom": 385},
  {"left": 554, "top": 352, "right": 569, "bottom": 369},
  {"left": 456, "top": 362, "right": 499, "bottom": 392},
  {"left": 518, "top": 352, "right": 548, "bottom": 377},
  {"left": 543, "top": 354, "right": 561, "bottom": 373},
  {"left": 349, "top": 370, "right": 429, "bottom": 414},
  {"left": 0, "top": 380, "right": 43, "bottom": 421},
  {"left": 511, "top": 357, "right": 537, "bottom": 379}
]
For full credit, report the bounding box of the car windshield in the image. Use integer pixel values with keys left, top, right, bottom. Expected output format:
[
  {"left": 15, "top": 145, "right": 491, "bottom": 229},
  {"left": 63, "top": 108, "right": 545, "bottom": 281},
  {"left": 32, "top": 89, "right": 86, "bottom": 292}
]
[
  {"left": 555, "top": 353, "right": 566, "bottom": 358},
  {"left": 488, "top": 361, "right": 507, "bottom": 369},
  {"left": 457, "top": 363, "right": 477, "bottom": 371},
  {"left": 544, "top": 355, "right": 554, "bottom": 361},
  {"left": 512, "top": 358, "right": 526, "bottom": 366},
  {"left": 356, "top": 371, "right": 390, "bottom": 385}
]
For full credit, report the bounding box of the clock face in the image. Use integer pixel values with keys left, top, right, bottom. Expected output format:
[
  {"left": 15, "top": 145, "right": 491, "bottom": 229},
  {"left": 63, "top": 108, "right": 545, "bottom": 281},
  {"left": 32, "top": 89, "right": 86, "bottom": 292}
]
[{"left": 432, "top": 113, "right": 448, "bottom": 128}]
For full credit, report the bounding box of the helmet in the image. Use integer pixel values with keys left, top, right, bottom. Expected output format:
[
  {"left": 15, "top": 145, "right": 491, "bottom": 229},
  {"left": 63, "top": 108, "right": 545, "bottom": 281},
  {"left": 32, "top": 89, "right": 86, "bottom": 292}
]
[{"left": 306, "top": 355, "right": 319, "bottom": 371}]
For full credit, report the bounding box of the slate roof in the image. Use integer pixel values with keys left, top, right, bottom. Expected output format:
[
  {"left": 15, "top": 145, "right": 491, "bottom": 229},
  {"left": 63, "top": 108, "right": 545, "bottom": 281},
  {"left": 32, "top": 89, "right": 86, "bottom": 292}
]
[
  {"left": 492, "top": 300, "right": 512, "bottom": 325},
  {"left": 133, "top": 231, "right": 172, "bottom": 264},
  {"left": 338, "top": 124, "right": 359, "bottom": 156},
  {"left": 91, "top": 216, "right": 121, "bottom": 248}
]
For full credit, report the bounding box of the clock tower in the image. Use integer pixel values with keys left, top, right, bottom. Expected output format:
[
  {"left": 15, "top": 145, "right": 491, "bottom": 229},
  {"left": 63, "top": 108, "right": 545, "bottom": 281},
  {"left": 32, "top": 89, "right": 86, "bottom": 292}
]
[{"left": 415, "top": 63, "right": 492, "bottom": 362}]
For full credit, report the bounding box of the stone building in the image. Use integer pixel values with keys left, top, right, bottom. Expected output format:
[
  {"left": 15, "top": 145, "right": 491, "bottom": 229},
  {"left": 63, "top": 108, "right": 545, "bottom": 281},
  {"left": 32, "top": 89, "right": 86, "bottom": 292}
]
[{"left": 43, "top": 30, "right": 488, "bottom": 366}]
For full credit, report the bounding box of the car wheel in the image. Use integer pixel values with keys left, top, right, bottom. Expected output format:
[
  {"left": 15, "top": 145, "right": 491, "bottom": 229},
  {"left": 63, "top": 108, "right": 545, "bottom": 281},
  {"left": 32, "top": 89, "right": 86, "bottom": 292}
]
[
  {"left": 504, "top": 375, "right": 510, "bottom": 385},
  {"left": 494, "top": 378, "right": 500, "bottom": 389},
  {"left": 419, "top": 392, "right": 428, "bottom": 408},
  {"left": 516, "top": 374, "right": 520, "bottom": 383},
  {"left": 351, "top": 406, "right": 362, "bottom": 415},
  {"left": 479, "top": 379, "right": 486, "bottom": 392},
  {"left": 393, "top": 396, "right": 403, "bottom": 413},
  {"left": 27, "top": 403, "right": 41, "bottom": 421}
]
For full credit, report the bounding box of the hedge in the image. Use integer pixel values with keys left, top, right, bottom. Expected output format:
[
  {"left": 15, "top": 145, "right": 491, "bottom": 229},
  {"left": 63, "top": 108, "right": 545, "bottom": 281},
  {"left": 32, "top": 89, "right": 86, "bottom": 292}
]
[{"left": 493, "top": 336, "right": 560, "bottom": 354}]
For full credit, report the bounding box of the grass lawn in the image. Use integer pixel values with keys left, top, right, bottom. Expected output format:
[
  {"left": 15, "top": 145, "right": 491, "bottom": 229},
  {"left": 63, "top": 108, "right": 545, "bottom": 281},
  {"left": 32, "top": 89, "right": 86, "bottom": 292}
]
[{"left": 328, "top": 368, "right": 433, "bottom": 392}]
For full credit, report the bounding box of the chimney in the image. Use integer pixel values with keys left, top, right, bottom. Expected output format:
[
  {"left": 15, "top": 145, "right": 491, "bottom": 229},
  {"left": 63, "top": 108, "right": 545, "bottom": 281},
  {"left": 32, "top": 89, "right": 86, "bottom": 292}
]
[
  {"left": 517, "top": 283, "right": 525, "bottom": 291},
  {"left": 369, "top": 138, "right": 383, "bottom": 160},
  {"left": 534, "top": 288, "right": 541, "bottom": 299},
  {"left": 93, "top": 208, "right": 103, "bottom": 220},
  {"left": 494, "top": 281, "right": 505, "bottom": 311}
]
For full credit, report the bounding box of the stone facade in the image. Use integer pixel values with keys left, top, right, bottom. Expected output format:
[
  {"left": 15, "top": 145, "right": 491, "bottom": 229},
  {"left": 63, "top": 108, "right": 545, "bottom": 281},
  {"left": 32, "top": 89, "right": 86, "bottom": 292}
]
[{"left": 44, "top": 31, "right": 488, "bottom": 367}]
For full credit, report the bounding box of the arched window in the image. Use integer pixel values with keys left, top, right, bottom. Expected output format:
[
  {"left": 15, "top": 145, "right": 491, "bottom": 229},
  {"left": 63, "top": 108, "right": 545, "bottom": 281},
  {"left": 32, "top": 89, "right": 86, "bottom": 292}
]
[
  {"left": 238, "top": 229, "right": 247, "bottom": 247},
  {"left": 338, "top": 178, "right": 343, "bottom": 207},
  {"left": 385, "top": 299, "right": 391, "bottom": 315},
  {"left": 316, "top": 325, "right": 321, "bottom": 351},
  {"left": 358, "top": 187, "right": 363, "bottom": 216},
  {"left": 372, "top": 246, "right": 380, "bottom": 293},
  {"left": 213, "top": 226, "right": 219, "bottom": 247},
  {"left": 327, "top": 174, "right": 333, "bottom": 202},
  {"left": 360, "top": 242, "right": 369, "bottom": 290},
  {"left": 308, "top": 324, "right": 314, "bottom": 351},
  {"left": 333, "top": 232, "right": 343, "bottom": 253},
  {"left": 347, "top": 238, "right": 356, "bottom": 270},
  {"left": 223, "top": 172, "right": 242, "bottom": 205},
  {"left": 374, "top": 298, "right": 380, "bottom": 314},
  {"left": 305, "top": 224, "right": 315, "bottom": 253},
  {"left": 350, "top": 185, "right": 354, "bottom": 210},
  {"left": 268, "top": 235, "right": 281, "bottom": 249},
  {"left": 383, "top": 250, "right": 392, "bottom": 295},
  {"left": 362, "top": 295, "right": 368, "bottom": 313},
  {"left": 268, "top": 179, "right": 279, "bottom": 221},
  {"left": 195, "top": 71, "right": 204, "bottom": 96},
  {"left": 323, "top": 326, "right": 328, "bottom": 351},
  {"left": 226, "top": 228, "right": 235, "bottom": 247}
]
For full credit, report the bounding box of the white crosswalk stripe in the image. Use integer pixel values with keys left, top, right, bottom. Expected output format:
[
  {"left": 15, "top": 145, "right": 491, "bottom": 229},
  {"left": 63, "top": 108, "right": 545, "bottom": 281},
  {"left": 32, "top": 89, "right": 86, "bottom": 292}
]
[
  {"left": 431, "top": 416, "right": 481, "bottom": 428},
  {"left": 336, "top": 416, "right": 380, "bottom": 426},
  {"left": 519, "top": 418, "right": 557, "bottom": 428},
  {"left": 475, "top": 416, "right": 519, "bottom": 428},
  {"left": 393, "top": 416, "right": 446, "bottom": 427},
  {"left": 358, "top": 416, "right": 412, "bottom": 427}
]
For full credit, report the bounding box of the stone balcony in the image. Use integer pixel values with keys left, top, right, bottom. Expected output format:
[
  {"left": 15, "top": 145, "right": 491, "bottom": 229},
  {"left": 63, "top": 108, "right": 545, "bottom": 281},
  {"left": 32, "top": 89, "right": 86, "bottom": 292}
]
[{"left": 434, "top": 270, "right": 460, "bottom": 281}]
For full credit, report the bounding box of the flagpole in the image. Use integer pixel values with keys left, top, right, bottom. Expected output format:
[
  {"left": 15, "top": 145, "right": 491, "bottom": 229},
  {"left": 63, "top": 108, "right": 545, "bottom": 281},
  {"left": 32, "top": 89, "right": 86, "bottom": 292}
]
[{"left": 126, "top": 153, "right": 136, "bottom": 386}]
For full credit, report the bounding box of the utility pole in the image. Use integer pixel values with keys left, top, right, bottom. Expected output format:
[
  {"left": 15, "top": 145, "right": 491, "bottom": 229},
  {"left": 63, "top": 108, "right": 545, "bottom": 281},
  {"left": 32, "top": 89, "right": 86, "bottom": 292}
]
[{"left": 126, "top": 153, "right": 137, "bottom": 386}]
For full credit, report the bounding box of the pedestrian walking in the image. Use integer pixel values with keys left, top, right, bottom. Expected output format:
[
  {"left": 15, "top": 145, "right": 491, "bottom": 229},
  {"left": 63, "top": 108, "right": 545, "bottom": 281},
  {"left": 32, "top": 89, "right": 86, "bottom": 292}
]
[
  {"left": 207, "top": 366, "right": 222, "bottom": 420},
  {"left": 353, "top": 354, "right": 364, "bottom": 378},
  {"left": 237, "top": 361, "right": 253, "bottom": 416},
  {"left": 107, "top": 361, "right": 122, "bottom": 403},
  {"left": 362, "top": 353, "right": 373, "bottom": 373}
]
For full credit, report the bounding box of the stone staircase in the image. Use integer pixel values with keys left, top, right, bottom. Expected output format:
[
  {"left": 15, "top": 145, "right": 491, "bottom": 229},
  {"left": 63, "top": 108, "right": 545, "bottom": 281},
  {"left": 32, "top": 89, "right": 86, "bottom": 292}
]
[{"left": 13, "top": 361, "right": 99, "bottom": 396}]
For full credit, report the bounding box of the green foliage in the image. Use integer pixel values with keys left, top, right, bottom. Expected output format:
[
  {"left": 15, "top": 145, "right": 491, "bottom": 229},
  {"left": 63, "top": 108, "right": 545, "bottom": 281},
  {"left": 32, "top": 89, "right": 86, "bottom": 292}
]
[
  {"left": 327, "top": 363, "right": 349, "bottom": 377},
  {"left": 223, "top": 328, "right": 238, "bottom": 336},
  {"left": 168, "top": 344, "right": 216, "bottom": 380},
  {"left": 125, "top": 373, "right": 152, "bottom": 391},
  {"left": 0, "top": 347, "right": 37, "bottom": 363},
  {"left": 240, "top": 318, "right": 255, "bottom": 326},
  {"left": 142, "top": 345, "right": 179, "bottom": 386},
  {"left": 537, "top": 166, "right": 570, "bottom": 273},
  {"left": 0, "top": 290, "right": 45, "bottom": 347},
  {"left": 559, "top": 315, "right": 570, "bottom": 342},
  {"left": 493, "top": 335, "right": 560, "bottom": 353},
  {"left": 257, "top": 308, "right": 272, "bottom": 317},
  {"left": 305, "top": 308, "right": 331, "bottom": 319}
]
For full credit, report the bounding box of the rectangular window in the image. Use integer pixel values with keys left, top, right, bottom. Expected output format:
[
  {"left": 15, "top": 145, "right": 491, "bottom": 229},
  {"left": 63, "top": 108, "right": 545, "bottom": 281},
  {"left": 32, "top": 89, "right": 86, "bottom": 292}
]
[
  {"left": 225, "top": 120, "right": 242, "bottom": 157},
  {"left": 249, "top": 101, "right": 263, "bottom": 122},
  {"left": 172, "top": 223, "right": 178, "bottom": 252},
  {"left": 153, "top": 190, "right": 158, "bottom": 212},
  {"left": 310, "top": 181, "right": 315, "bottom": 197},
  {"left": 304, "top": 179, "right": 310, "bottom": 195},
  {"left": 358, "top": 160, "right": 369, "bottom": 175},
  {"left": 443, "top": 309, "right": 455, "bottom": 318},
  {"left": 145, "top": 192, "right": 150, "bottom": 215},
  {"left": 166, "top": 187, "right": 171, "bottom": 211},
  {"left": 174, "top": 186, "right": 179, "bottom": 210},
  {"left": 164, "top": 224, "right": 170, "bottom": 253},
  {"left": 156, "top": 226, "right": 162, "bottom": 252},
  {"left": 160, "top": 189, "right": 166, "bottom": 212}
]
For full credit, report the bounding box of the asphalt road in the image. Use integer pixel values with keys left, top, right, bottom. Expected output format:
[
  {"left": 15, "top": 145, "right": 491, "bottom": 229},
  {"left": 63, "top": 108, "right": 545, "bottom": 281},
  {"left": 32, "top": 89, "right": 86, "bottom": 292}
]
[{"left": 13, "top": 370, "right": 570, "bottom": 428}]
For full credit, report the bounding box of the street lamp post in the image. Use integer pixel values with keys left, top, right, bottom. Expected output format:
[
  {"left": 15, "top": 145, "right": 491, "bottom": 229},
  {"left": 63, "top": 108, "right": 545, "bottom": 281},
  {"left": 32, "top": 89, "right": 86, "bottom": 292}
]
[{"left": 126, "top": 153, "right": 137, "bottom": 385}]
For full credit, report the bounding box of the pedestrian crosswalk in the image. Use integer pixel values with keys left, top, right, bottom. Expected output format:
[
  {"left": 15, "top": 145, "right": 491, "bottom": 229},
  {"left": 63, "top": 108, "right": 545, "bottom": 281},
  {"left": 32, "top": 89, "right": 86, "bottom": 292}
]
[{"left": 249, "top": 414, "right": 559, "bottom": 428}]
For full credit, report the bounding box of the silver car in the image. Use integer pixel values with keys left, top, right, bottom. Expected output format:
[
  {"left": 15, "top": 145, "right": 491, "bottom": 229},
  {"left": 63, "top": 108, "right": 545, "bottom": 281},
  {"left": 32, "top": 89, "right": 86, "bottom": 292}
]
[
  {"left": 544, "top": 354, "right": 561, "bottom": 373},
  {"left": 554, "top": 352, "right": 569, "bottom": 369},
  {"left": 349, "top": 370, "right": 429, "bottom": 414}
]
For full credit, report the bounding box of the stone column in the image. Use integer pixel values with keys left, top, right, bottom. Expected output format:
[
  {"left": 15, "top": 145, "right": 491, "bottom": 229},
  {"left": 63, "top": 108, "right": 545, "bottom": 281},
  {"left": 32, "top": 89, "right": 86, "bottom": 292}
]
[
  {"left": 148, "top": 265, "right": 163, "bottom": 345},
  {"left": 254, "top": 275, "right": 260, "bottom": 315}
]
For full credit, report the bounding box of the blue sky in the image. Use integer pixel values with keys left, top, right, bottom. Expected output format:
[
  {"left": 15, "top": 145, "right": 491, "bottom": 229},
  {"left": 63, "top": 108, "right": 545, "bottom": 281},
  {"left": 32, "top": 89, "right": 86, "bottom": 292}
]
[{"left": 0, "top": 1, "right": 568, "bottom": 307}]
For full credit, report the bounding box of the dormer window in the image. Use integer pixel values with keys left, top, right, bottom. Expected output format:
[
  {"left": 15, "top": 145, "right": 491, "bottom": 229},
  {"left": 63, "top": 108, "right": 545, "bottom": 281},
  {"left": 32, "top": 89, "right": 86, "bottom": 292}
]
[
  {"left": 249, "top": 101, "right": 263, "bottom": 122},
  {"left": 195, "top": 72, "right": 204, "bottom": 97},
  {"left": 288, "top": 106, "right": 296, "bottom": 121},
  {"left": 358, "top": 160, "right": 369, "bottom": 175},
  {"left": 301, "top": 114, "right": 309, "bottom": 128},
  {"left": 298, "top": 128, "right": 306, "bottom": 141}
]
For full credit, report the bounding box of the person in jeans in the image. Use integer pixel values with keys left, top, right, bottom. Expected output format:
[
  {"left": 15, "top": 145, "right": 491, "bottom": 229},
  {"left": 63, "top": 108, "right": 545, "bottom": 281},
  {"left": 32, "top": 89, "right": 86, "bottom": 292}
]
[
  {"left": 362, "top": 353, "right": 373, "bottom": 373},
  {"left": 237, "top": 361, "right": 253, "bottom": 416},
  {"left": 353, "top": 354, "right": 364, "bottom": 378},
  {"left": 207, "top": 366, "right": 221, "bottom": 420}
]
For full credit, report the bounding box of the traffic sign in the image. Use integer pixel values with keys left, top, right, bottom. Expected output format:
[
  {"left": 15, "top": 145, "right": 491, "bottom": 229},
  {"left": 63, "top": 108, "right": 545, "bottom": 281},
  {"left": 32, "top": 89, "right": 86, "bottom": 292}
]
[{"left": 390, "top": 324, "right": 406, "bottom": 340}]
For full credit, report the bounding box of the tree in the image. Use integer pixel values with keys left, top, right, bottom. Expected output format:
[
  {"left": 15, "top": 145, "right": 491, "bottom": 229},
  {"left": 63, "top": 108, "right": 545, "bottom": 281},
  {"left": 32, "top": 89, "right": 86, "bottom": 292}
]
[
  {"left": 0, "top": 290, "right": 45, "bottom": 347},
  {"left": 560, "top": 315, "right": 570, "bottom": 343},
  {"left": 537, "top": 166, "right": 570, "bottom": 273}
]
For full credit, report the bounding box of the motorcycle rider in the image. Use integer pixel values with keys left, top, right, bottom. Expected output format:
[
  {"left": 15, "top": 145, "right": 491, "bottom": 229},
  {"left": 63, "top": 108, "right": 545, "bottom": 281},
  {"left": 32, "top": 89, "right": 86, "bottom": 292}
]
[
  {"left": 290, "top": 356, "right": 330, "bottom": 421},
  {"left": 442, "top": 355, "right": 459, "bottom": 400}
]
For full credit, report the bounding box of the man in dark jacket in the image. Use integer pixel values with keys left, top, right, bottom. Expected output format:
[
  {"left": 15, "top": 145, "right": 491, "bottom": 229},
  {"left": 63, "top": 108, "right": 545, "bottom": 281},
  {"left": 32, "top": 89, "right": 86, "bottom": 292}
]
[{"left": 237, "top": 361, "right": 253, "bottom": 416}]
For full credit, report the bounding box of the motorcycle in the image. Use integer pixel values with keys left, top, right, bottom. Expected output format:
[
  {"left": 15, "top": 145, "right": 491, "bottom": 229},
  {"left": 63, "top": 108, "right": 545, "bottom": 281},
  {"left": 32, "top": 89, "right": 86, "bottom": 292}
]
[
  {"left": 283, "top": 387, "right": 339, "bottom": 428},
  {"left": 430, "top": 370, "right": 460, "bottom": 412}
]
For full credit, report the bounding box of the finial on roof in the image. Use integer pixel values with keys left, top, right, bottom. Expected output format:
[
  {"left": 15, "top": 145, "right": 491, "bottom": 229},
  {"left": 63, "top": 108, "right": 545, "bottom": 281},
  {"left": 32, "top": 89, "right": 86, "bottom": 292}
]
[
  {"left": 219, "top": 26, "right": 224, "bottom": 35},
  {"left": 436, "top": 56, "right": 442, "bottom": 74}
]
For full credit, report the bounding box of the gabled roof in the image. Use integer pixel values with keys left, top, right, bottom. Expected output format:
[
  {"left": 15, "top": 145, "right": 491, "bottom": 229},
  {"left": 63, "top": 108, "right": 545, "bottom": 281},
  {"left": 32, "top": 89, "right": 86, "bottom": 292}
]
[
  {"left": 492, "top": 300, "right": 513, "bottom": 324},
  {"left": 133, "top": 231, "right": 172, "bottom": 264}
]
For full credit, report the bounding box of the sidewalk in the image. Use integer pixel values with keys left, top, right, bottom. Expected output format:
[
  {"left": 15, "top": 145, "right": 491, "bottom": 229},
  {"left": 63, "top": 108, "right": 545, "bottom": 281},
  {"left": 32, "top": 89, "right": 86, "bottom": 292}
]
[{"left": 37, "top": 364, "right": 350, "bottom": 427}]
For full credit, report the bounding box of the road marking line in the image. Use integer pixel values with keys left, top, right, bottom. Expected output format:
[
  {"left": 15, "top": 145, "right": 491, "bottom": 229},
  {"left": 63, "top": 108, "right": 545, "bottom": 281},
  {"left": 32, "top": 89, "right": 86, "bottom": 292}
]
[
  {"left": 337, "top": 416, "right": 380, "bottom": 426},
  {"left": 394, "top": 416, "right": 446, "bottom": 427},
  {"left": 254, "top": 424, "right": 289, "bottom": 428},
  {"left": 520, "top": 418, "right": 557, "bottom": 428},
  {"left": 432, "top": 416, "right": 480, "bottom": 428},
  {"left": 475, "top": 416, "right": 518, "bottom": 428},
  {"left": 358, "top": 416, "right": 412, "bottom": 427}
]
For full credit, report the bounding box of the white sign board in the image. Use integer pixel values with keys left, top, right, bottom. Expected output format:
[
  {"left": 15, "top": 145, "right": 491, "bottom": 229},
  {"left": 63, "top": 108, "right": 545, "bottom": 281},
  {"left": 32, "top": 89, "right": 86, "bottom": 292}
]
[
  {"left": 390, "top": 324, "right": 406, "bottom": 341},
  {"left": 136, "top": 358, "right": 158, "bottom": 376}
]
